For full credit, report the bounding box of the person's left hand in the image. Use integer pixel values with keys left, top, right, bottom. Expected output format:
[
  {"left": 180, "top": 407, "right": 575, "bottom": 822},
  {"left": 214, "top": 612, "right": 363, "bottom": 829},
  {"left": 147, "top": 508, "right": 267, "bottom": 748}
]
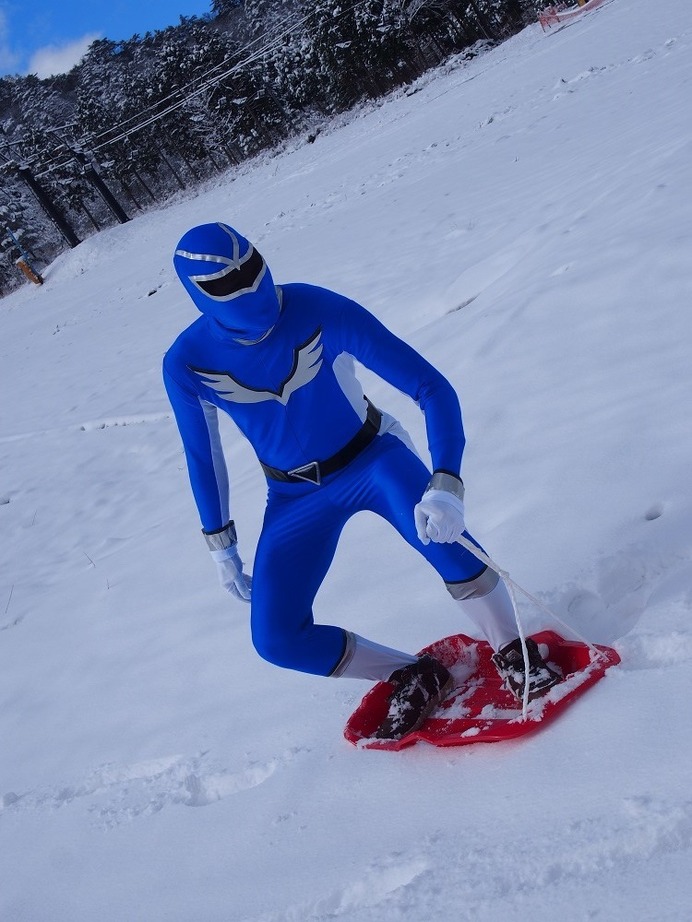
[{"left": 414, "top": 472, "right": 466, "bottom": 545}]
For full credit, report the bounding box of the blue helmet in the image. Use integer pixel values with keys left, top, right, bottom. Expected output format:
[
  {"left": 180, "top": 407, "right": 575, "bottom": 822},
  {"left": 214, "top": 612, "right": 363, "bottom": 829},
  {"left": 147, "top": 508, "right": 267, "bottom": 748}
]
[{"left": 173, "top": 222, "right": 281, "bottom": 338}]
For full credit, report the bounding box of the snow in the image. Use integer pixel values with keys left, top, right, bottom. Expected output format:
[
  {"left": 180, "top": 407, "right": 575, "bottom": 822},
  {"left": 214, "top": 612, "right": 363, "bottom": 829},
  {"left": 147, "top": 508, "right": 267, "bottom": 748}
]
[{"left": 2, "top": 0, "right": 692, "bottom": 918}]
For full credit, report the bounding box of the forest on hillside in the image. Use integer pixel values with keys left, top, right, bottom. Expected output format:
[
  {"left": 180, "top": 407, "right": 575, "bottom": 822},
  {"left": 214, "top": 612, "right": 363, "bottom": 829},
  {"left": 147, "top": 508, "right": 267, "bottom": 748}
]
[{"left": 0, "top": 0, "right": 546, "bottom": 294}]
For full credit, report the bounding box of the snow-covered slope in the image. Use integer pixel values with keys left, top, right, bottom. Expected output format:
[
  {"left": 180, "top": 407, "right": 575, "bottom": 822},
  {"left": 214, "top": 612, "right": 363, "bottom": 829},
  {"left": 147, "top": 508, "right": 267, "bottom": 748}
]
[{"left": 2, "top": 0, "right": 691, "bottom": 918}]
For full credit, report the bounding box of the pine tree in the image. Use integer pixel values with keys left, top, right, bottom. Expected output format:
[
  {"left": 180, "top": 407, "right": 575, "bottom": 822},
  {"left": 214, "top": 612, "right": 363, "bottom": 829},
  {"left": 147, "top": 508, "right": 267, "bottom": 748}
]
[{"left": 0, "top": 0, "right": 537, "bottom": 293}]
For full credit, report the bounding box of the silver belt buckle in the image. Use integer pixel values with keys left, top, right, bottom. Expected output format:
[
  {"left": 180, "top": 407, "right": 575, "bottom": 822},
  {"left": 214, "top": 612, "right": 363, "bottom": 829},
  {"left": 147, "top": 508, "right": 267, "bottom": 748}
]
[{"left": 287, "top": 461, "right": 321, "bottom": 485}]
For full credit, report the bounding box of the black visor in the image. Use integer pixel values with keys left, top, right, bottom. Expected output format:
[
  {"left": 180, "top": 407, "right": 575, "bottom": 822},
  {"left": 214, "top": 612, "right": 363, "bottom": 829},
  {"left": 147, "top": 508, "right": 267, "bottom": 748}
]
[{"left": 194, "top": 246, "right": 265, "bottom": 299}]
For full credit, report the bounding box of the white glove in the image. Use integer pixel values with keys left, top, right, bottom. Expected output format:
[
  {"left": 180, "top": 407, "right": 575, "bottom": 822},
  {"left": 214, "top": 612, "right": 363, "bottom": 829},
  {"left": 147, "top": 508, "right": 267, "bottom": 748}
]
[
  {"left": 212, "top": 546, "right": 252, "bottom": 601},
  {"left": 204, "top": 522, "right": 252, "bottom": 603},
  {"left": 414, "top": 472, "right": 466, "bottom": 545}
]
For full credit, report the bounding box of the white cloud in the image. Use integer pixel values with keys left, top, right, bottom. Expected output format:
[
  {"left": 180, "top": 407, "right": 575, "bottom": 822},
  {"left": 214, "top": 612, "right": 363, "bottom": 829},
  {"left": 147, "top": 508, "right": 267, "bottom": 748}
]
[{"left": 26, "top": 32, "right": 101, "bottom": 79}]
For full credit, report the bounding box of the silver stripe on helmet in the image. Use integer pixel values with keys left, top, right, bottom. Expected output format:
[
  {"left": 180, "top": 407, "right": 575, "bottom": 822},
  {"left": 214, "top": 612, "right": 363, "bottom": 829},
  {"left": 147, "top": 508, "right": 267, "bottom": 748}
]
[
  {"left": 176, "top": 224, "right": 267, "bottom": 302},
  {"left": 175, "top": 222, "right": 243, "bottom": 270}
]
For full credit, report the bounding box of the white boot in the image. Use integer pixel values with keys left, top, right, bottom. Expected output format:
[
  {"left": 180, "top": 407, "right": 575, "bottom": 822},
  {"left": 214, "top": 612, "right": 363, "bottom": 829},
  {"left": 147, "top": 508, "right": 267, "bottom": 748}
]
[
  {"left": 331, "top": 632, "right": 417, "bottom": 681},
  {"left": 458, "top": 579, "right": 518, "bottom": 652}
]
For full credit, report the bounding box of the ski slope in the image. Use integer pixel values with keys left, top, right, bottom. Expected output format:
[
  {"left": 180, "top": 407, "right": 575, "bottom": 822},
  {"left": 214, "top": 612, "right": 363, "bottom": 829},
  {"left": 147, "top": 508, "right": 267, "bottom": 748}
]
[{"left": 1, "top": 0, "right": 691, "bottom": 918}]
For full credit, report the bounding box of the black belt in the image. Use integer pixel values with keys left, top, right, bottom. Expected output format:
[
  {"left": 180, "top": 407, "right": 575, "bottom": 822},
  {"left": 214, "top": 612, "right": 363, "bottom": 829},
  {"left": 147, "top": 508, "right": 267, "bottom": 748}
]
[{"left": 260, "top": 400, "right": 382, "bottom": 485}]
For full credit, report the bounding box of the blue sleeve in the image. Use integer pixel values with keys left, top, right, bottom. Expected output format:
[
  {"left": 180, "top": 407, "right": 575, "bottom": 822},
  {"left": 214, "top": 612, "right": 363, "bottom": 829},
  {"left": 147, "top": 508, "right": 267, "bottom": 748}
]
[
  {"left": 335, "top": 293, "right": 465, "bottom": 475},
  {"left": 163, "top": 357, "right": 230, "bottom": 533}
]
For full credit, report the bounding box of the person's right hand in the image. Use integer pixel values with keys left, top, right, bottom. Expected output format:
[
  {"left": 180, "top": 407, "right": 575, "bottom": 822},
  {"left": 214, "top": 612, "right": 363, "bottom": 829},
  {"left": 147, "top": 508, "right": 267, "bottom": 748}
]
[
  {"left": 212, "top": 545, "right": 252, "bottom": 602},
  {"left": 204, "top": 521, "right": 252, "bottom": 602}
]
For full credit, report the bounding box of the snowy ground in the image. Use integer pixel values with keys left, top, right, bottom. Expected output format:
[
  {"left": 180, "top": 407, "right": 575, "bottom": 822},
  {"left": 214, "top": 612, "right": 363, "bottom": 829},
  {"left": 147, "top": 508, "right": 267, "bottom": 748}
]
[{"left": 2, "top": 0, "right": 692, "bottom": 918}]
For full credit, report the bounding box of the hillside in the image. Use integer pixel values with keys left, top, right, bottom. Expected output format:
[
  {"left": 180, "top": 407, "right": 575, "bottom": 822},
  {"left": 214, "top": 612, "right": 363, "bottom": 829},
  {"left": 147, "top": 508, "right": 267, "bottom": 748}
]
[{"left": 1, "top": 0, "right": 691, "bottom": 919}]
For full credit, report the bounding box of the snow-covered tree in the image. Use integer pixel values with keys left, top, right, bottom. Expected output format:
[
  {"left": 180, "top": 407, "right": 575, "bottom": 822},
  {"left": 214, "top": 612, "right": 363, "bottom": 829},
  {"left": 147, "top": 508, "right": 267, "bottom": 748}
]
[{"left": 0, "top": 0, "right": 536, "bottom": 293}]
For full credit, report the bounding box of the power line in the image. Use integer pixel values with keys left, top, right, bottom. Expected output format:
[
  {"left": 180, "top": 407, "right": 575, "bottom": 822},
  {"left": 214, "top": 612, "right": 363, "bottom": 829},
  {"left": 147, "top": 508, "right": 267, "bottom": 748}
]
[
  {"left": 88, "top": 10, "right": 309, "bottom": 151},
  {"left": 84, "top": 0, "right": 378, "bottom": 152},
  {"left": 2, "top": 0, "right": 385, "bottom": 171}
]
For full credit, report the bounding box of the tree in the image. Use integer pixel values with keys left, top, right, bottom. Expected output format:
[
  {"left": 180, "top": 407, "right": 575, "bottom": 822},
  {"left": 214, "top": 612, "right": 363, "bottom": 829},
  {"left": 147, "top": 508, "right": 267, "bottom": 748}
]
[
  {"left": 211, "top": 0, "right": 244, "bottom": 17},
  {"left": 0, "top": 0, "right": 535, "bottom": 294}
]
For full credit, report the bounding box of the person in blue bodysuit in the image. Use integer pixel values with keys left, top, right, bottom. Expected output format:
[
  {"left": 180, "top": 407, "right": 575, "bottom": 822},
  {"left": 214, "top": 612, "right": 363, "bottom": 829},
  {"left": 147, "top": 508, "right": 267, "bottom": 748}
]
[{"left": 163, "top": 222, "right": 561, "bottom": 738}]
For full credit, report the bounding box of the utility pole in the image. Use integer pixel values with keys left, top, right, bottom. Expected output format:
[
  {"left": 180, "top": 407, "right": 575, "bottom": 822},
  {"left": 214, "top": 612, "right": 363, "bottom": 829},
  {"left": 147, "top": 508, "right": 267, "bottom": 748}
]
[
  {"left": 75, "top": 151, "right": 130, "bottom": 224},
  {"left": 18, "top": 165, "right": 81, "bottom": 248}
]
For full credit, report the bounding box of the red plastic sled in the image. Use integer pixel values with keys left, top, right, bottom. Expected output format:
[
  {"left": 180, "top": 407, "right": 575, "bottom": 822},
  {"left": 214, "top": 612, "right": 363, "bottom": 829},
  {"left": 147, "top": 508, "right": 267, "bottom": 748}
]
[{"left": 344, "top": 631, "right": 620, "bottom": 750}]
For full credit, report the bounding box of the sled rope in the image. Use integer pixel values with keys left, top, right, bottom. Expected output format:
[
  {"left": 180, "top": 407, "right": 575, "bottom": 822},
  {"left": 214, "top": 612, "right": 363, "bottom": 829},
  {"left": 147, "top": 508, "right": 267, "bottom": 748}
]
[
  {"left": 503, "top": 574, "right": 531, "bottom": 719},
  {"left": 456, "top": 535, "right": 600, "bottom": 649},
  {"left": 456, "top": 534, "right": 605, "bottom": 711}
]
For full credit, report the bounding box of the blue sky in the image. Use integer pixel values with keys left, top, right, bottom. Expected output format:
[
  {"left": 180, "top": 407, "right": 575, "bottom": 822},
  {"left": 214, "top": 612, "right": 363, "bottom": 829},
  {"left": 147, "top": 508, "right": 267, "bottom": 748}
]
[{"left": 0, "top": 0, "right": 214, "bottom": 79}]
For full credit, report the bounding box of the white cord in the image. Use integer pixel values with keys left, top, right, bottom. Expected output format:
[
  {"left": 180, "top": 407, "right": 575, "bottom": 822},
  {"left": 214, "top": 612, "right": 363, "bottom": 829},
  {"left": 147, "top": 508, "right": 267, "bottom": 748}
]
[
  {"left": 456, "top": 534, "right": 605, "bottom": 718},
  {"left": 504, "top": 574, "right": 530, "bottom": 720}
]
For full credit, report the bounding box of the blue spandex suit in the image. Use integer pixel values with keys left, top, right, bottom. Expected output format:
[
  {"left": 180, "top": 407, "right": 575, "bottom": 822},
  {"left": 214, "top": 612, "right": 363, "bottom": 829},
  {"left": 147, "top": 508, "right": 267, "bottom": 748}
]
[{"left": 163, "top": 223, "right": 498, "bottom": 678}]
